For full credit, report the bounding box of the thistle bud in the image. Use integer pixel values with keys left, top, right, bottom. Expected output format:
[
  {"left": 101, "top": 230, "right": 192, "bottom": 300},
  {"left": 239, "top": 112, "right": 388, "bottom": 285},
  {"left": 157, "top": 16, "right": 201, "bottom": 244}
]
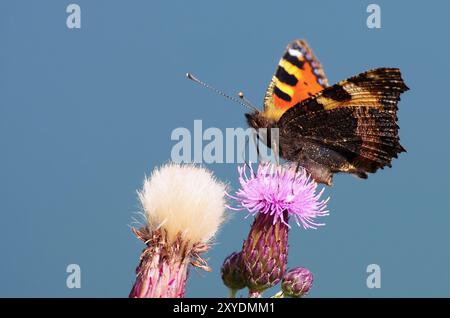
[
  {"left": 221, "top": 252, "right": 246, "bottom": 296},
  {"left": 281, "top": 267, "right": 313, "bottom": 297}
]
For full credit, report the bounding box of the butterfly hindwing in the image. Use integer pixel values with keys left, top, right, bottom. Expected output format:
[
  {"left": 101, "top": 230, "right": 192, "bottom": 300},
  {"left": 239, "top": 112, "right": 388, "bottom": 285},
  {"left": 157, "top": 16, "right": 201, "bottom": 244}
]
[
  {"left": 277, "top": 68, "right": 408, "bottom": 184},
  {"left": 263, "top": 40, "right": 329, "bottom": 121}
]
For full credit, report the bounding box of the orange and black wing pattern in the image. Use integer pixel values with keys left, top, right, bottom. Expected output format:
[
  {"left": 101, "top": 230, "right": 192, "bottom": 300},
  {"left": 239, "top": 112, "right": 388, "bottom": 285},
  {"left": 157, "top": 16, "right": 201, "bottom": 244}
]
[
  {"left": 263, "top": 40, "right": 328, "bottom": 121},
  {"left": 278, "top": 67, "right": 409, "bottom": 185},
  {"left": 295, "top": 68, "right": 408, "bottom": 114}
]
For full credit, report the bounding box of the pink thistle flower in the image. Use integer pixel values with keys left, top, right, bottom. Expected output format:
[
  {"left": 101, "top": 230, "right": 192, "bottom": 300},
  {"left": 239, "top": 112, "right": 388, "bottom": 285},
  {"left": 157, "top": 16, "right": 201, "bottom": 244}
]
[
  {"left": 226, "top": 162, "right": 329, "bottom": 296},
  {"left": 228, "top": 162, "right": 329, "bottom": 229}
]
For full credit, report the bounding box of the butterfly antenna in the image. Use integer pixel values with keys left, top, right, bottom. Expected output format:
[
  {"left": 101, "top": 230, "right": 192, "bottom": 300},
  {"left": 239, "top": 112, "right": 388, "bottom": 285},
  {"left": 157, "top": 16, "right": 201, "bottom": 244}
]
[
  {"left": 238, "top": 91, "right": 259, "bottom": 112},
  {"left": 186, "top": 73, "right": 260, "bottom": 113}
]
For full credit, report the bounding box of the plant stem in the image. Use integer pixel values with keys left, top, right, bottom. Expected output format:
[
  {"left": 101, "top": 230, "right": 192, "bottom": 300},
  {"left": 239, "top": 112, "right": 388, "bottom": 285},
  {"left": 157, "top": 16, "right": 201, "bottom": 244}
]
[{"left": 271, "top": 291, "right": 285, "bottom": 298}]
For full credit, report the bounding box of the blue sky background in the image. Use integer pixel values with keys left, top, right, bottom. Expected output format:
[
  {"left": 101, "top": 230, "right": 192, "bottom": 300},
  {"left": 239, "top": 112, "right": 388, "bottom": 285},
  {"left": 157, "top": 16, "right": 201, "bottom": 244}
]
[{"left": 1, "top": 0, "right": 449, "bottom": 297}]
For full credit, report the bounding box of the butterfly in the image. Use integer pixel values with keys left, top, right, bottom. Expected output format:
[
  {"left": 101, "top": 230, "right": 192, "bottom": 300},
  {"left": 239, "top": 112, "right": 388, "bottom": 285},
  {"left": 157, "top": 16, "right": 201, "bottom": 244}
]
[
  {"left": 188, "top": 39, "right": 409, "bottom": 185},
  {"left": 244, "top": 39, "right": 409, "bottom": 185}
]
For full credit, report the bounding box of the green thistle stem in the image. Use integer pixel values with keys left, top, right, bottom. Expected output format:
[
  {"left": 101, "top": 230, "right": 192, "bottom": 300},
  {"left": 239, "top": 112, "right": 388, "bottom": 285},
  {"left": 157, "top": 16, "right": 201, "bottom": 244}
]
[
  {"left": 228, "top": 289, "right": 237, "bottom": 298},
  {"left": 271, "top": 291, "right": 285, "bottom": 298}
]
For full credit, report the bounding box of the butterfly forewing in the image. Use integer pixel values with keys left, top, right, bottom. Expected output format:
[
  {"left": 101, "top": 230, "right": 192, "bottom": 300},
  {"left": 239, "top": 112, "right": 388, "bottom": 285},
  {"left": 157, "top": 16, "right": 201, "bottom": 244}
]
[
  {"left": 263, "top": 40, "right": 329, "bottom": 121},
  {"left": 295, "top": 68, "right": 409, "bottom": 114}
]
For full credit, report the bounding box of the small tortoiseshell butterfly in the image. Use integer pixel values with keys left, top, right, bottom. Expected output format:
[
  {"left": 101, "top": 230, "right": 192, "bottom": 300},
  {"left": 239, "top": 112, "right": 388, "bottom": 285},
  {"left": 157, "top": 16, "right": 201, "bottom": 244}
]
[{"left": 189, "top": 39, "right": 409, "bottom": 185}]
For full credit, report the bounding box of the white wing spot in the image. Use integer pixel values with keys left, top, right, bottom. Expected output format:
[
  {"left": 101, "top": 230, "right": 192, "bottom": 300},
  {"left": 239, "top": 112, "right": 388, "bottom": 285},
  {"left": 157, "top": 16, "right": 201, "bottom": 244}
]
[{"left": 288, "top": 48, "right": 303, "bottom": 58}]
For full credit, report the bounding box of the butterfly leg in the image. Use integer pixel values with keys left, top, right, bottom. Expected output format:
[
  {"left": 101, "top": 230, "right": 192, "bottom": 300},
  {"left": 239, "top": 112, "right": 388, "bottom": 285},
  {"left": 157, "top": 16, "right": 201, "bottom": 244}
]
[
  {"left": 242, "top": 136, "right": 257, "bottom": 177},
  {"left": 271, "top": 137, "right": 280, "bottom": 166},
  {"left": 290, "top": 160, "right": 303, "bottom": 195},
  {"left": 251, "top": 130, "right": 264, "bottom": 164}
]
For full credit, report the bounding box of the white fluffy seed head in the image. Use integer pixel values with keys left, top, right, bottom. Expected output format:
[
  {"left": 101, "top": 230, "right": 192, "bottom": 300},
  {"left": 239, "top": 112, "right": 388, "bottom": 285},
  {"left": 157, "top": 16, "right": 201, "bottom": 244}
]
[{"left": 138, "top": 163, "right": 227, "bottom": 245}]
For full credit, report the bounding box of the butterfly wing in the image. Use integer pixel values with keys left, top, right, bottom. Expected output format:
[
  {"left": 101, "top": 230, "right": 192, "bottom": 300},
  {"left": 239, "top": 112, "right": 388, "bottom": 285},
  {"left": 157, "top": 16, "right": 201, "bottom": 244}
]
[
  {"left": 295, "top": 68, "right": 408, "bottom": 113},
  {"left": 278, "top": 68, "right": 409, "bottom": 185},
  {"left": 263, "top": 40, "right": 329, "bottom": 122}
]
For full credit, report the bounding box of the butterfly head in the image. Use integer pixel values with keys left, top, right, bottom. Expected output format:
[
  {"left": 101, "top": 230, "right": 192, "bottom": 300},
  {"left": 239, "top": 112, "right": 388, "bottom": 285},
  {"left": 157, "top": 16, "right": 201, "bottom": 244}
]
[{"left": 245, "top": 111, "right": 275, "bottom": 131}]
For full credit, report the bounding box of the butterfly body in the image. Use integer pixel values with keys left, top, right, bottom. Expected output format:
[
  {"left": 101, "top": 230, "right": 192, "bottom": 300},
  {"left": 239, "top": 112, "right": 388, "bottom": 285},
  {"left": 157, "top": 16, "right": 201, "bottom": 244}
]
[{"left": 246, "top": 40, "right": 409, "bottom": 185}]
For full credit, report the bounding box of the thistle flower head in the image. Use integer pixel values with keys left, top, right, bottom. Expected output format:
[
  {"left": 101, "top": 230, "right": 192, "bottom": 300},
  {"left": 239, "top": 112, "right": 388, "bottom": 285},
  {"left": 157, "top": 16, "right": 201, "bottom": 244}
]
[
  {"left": 228, "top": 162, "right": 329, "bottom": 229},
  {"left": 131, "top": 163, "right": 227, "bottom": 298},
  {"left": 139, "top": 163, "right": 226, "bottom": 246},
  {"left": 281, "top": 267, "right": 313, "bottom": 297},
  {"left": 221, "top": 252, "right": 246, "bottom": 293}
]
